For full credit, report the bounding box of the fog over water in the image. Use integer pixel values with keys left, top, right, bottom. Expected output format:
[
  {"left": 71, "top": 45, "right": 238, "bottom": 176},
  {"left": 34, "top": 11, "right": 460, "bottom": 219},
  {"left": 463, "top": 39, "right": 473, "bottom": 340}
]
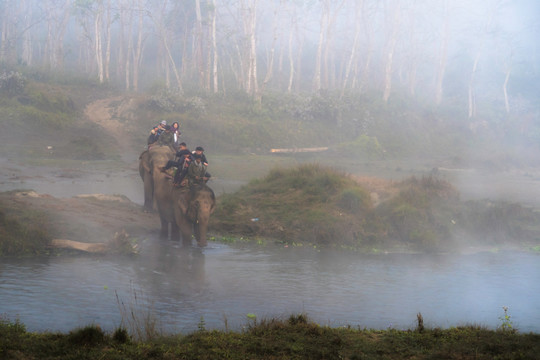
[
  {"left": 2, "top": 157, "right": 540, "bottom": 333},
  {"left": 1, "top": 240, "right": 540, "bottom": 334},
  {"left": 1, "top": 0, "right": 540, "bottom": 335}
]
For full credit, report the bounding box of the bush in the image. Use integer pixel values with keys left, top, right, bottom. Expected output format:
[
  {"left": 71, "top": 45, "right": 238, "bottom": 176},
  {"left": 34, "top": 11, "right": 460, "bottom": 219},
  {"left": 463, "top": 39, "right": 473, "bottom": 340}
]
[
  {"left": 0, "top": 206, "right": 51, "bottom": 256},
  {"left": 0, "top": 71, "right": 26, "bottom": 95}
]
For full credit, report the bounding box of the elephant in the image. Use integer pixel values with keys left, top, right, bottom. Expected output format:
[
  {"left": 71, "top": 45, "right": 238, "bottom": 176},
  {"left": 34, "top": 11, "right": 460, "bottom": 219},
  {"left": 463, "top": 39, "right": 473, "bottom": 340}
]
[
  {"left": 173, "top": 184, "right": 216, "bottom": 247},
  {"left": 139, "top": 145, "right": 178, "bottom": 239},
  {"left": 139, "top": 145, "right": 216, "bottom": 246}
]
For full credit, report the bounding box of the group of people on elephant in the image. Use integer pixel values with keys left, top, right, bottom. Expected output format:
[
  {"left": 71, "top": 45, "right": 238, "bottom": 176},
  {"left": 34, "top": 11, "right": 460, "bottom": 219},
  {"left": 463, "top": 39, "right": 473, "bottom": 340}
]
[
  {"left": 148, "top": 120, "right": 211, "bottom": 188},
  {"left": 139, "top": 119, "right": 215, "bottom": 247}
]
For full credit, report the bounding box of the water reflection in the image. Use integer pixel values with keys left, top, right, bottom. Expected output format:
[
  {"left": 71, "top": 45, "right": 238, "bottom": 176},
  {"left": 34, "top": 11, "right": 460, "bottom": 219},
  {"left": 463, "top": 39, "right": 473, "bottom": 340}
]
[{"left": 1, "top": 241, "right": 539, "bottom": 334}]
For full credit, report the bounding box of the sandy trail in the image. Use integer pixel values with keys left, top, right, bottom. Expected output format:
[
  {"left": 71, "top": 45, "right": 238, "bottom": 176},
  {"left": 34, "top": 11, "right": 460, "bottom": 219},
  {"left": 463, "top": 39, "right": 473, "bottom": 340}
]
[{"left": 84, "top": 96, "right": 140, "bottom": 163}]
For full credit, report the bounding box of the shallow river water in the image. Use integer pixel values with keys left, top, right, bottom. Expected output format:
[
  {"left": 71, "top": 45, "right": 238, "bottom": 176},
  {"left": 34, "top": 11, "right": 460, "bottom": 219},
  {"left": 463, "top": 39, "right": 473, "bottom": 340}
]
[
  {"left": 2, "top": 158, "right": 540, "bottom": 334},
  {"left": 1, "top": 238, "right": 539, "bottom": 334}
]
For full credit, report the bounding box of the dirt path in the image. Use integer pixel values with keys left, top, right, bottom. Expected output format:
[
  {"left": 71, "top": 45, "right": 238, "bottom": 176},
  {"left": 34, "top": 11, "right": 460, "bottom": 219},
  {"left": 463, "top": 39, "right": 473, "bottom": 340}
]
[{"left": 84, "top": 96, "right": 140, "bottom": 162}]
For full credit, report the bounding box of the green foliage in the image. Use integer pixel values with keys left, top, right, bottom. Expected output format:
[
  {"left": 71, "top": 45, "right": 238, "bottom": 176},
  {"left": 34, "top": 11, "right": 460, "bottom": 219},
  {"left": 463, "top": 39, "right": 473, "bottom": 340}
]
[
  {"left": 376, "top": 175, "right": 459, "bottom": 250},
  {"left": 212, "top": 164, "right": 374, "bottom": 247},
  {"left": 498, "top": 307, "right": 515, "bottom": 333},
  {"left": 336, "top": 134, "right": 385, "bottom": 159},
  {"left": 0, "top": 70, "right": 26, "bottom": 95},
  {"left": 1, "top": 314, "right": 540, "bottom": 359},
  {"left": 0, "top": 204, "right": 51, "bottom": 256},
  {"left": 337, "top": 188, "right": 371, "bottom": 214},
  {"left": 112, "top": 327, "right": 130, "bottom": 344},
  {"left": 67, "top": 325, "right": 105, "bottom": 346}
]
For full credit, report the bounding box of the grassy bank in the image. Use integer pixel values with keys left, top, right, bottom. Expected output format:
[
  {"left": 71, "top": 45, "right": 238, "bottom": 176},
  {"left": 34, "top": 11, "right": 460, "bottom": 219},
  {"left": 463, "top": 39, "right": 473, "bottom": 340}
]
[
  {"left": 2, "top": 314, "right": 539, "bottom": 359},
  {"left": 211, "top": 164, "right": 540, "bottom": 253}
]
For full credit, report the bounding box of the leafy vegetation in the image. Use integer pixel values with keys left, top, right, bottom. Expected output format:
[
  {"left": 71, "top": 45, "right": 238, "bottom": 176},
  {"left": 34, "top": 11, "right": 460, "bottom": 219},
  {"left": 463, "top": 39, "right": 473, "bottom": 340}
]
[
  {"left": 1, "top": 313, "right": 539, "bottom": 359},
  {"left": 0, "top": 196, "right": 51, "bottom": 256},
  {"left": 212, "top": 166, "right": 540, "bottom": 253}
]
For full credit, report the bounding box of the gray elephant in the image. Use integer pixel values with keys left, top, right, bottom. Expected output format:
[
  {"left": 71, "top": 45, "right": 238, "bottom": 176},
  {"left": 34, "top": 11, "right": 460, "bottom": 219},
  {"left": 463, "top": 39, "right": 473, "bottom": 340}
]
[
  {"left": 139, "top": 146, "right": 216, "bottom": 246},
  {"left": 139, "top": 145, "right": 178, "bottom": 239},
  {"left": 173, "top": 184, "right": 216, "bottom": 247}
]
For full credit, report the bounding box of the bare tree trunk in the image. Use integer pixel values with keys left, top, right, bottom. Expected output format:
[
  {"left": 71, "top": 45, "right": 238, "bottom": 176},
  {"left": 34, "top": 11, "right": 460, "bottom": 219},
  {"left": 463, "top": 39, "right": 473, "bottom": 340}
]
[
  {"left": 322, "top": 0, "right": 345, "bottom": 90},
  {"left": 94, "top": 2, "right": 104, "bottom": 83},
  {"left": 383, "top": 0, "right": 400, "bottom": 103},
  {"left": 503, "top": 65, "right": 511, "bottom": 113},
  {"left": 125, "top": 3, "right": 133, "bottom": 90},
  {"left": 435, "top": 0, "right": 449, "bottom": 105},
  {"left": 132, "top": 0, "right": 144, "bottom": 91},
  {"left": 287, "top": 21, "right": 295, "bottom": 93},
  {"left": 342, "top": 0, "right": 363, "bottom": 95},
  {"left": 243, "top": 0, "right": 258, "bottom": 97},
  {"left": 262, "top": 0, "right": 282, "bottom": 90},
  {"left": 21, "top": 0, "right": 33, "bottom": 66},
  {"left": 468, "top": 3, "right": 496, "bottom": 119},
  {"left": 211, "top": 0, "right": 219, "bottom": 93},
  {"left": 358, "top": 2, "right": 375, "bottom": 92},
  {"left": 312, "top": 0, "right": 327, "bottom": 92},
  {"left": 152, "top": 0, "right": 183, "bottom": 92},
  {"left": 104, "top": 0, "right": 112, "bottom": 82},
  {"left": 194, "top": 0, "right": 205, "bottom": 88}
]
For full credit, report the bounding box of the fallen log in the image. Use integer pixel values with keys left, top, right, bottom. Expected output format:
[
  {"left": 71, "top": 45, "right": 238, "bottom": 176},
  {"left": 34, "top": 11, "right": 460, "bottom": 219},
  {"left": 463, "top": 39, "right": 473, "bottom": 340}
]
[
  {"left": 49, "top": 230, "right": 137, "bottom": 254},
  {"left": 50, "top": 239, "right": 107, "bottom": 253},
  {"left": 270, "top": 147, "right": 329, "bottom": 153}
]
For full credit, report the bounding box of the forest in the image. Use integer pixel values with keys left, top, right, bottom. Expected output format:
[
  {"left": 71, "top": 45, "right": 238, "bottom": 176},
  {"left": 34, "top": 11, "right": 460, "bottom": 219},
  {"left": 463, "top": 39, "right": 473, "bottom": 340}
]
[{"left": 0, "top": 0, "right": 538, "bottom": 119}]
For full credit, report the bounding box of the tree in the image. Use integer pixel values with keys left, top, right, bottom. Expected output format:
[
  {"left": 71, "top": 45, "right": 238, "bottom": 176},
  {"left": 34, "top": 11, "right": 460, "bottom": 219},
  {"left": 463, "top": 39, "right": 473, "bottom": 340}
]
[{"left": 382, "top": 0, "right": 401, "bottom": 103}]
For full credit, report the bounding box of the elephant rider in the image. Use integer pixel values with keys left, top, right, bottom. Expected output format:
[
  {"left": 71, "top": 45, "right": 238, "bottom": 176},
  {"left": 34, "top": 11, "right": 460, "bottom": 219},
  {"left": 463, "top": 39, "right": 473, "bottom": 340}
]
[
  {"left": 147, "top": 126, "right": 160, "bottom": 146},
  {"left": 187, "top": 153, "right": 211, "bottom": 187},
  {"left": 157, "top": 125, "right": 175, "bottom": 147},
  {"left": 156, "top": 120, "right": 167, "bottom": 135},
  {"left": 192, "top": 146, "right": 209, "bottom": 166},
  {"left": 160, "top": 149, "right": 192, "bottom": 186}
]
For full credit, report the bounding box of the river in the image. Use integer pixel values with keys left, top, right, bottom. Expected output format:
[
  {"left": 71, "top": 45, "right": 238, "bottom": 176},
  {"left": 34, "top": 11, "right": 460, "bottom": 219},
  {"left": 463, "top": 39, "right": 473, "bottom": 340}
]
[
  {"left": 1, "top": 238, "right": 539, "bottom": 334},
  {"left": 1, "top": 158, "right": 540, "bottom": 334}
]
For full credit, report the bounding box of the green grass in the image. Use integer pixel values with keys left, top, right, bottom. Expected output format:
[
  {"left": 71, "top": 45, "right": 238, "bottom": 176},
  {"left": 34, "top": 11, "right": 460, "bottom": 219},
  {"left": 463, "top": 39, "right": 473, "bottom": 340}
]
[
  {"left": 211, "top": 167, "right": 540, "bottom": 253},
  {"left": 1, "top": 314, "right": 539, "bottom": 359},
  {"left": 0, "top": 198, "right": 52, "bottom": 256}
]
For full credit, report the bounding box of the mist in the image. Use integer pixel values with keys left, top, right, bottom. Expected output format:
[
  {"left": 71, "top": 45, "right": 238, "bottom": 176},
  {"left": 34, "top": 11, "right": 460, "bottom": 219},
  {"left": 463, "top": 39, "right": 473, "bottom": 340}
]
[{"left": 1, "top": 0, "right": 540, "bottom": 336}]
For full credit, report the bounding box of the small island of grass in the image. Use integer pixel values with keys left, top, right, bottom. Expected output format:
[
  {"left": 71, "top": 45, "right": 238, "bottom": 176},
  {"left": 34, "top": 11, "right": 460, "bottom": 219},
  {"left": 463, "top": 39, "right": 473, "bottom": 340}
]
[{"left": 210, "top": 164, "right": 540, "bottom": 253}]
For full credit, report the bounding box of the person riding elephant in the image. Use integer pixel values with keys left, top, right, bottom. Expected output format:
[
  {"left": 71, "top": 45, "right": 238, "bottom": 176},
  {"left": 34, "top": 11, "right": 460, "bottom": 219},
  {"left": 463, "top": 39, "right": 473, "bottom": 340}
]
[
  {"left": 187, "top": 153, "right": 210, "bottom": 187},
  {"left": 140, "top": 145, "right": 215, "bottom": 246}
]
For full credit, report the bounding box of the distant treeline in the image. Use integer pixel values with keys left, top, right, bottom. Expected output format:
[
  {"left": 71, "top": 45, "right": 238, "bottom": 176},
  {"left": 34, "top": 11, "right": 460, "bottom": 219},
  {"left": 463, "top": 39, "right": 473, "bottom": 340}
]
[{"left": 0, "top": 0, "right": 538, "bottom": 120}]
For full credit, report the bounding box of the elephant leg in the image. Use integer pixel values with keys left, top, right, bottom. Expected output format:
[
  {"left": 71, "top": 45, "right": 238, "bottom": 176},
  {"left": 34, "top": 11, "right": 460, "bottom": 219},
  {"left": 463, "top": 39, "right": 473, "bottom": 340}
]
[
  {"left": 176, "top": 218, "right": 193, "bottom": 247},
  {"left": 159, "top": 218, "right": 169, "bottom": 239},
  {"left": 171, "top": 221, "right": 180, "bottom": 241}
]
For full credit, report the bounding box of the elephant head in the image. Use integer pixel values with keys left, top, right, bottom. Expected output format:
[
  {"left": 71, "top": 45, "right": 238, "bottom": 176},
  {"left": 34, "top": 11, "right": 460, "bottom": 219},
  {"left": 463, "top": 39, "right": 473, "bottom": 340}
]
[
  {"left": 139, "top": 145, "right": 178, "bottom": 239},
  {"left": 174, "top": 184, "right": 216, "bottom": 247}
]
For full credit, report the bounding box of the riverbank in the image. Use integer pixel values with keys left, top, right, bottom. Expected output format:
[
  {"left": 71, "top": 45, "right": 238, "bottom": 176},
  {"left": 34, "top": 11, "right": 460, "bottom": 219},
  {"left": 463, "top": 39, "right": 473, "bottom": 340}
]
[{"left": 2, "top": 314, "right": 539, "bottom": 359}]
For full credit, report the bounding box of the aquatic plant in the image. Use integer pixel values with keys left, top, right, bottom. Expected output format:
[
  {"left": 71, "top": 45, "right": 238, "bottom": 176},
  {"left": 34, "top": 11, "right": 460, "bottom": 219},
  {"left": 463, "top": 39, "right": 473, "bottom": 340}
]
[{"left": 498, "top": 306, "right": 515, "bottom": 333}]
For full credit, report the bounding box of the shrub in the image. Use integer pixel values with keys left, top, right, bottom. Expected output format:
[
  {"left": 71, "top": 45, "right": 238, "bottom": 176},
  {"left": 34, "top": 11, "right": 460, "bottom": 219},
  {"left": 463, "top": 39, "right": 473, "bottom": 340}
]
[
  {"left": 0, "top": 71, "right": 26, "bottom": 95},
  {"left": 67, "top": 325, "right": 105, "bottom": 346},
  {"left": 337, "top": 188, "right": 371, "bottom": 214},
  {"left": 0, "top": 207, "right": 51, "bottom": 256}
]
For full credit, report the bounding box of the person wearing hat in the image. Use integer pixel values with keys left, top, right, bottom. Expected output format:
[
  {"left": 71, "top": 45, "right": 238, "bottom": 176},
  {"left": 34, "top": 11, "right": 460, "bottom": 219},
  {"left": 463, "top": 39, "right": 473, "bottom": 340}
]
[
  {"left": 161, "top": 149, "right": 192, "bottom": 186},
  {"left": 155, "top": 120, "right": 167, "bottom": 136},
  {"left": 187, "top": 153, "right": 209, "bottom": 187},
  {"left": 192, "top": 146, "right": 208, "bottom": 166}
]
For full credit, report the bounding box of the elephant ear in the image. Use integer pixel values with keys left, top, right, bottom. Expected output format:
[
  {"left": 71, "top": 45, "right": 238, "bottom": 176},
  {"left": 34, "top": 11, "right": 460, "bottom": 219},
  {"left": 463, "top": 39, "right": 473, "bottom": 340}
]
[{"left": 176, "top": 191, "right": 190, "bottom": 215}]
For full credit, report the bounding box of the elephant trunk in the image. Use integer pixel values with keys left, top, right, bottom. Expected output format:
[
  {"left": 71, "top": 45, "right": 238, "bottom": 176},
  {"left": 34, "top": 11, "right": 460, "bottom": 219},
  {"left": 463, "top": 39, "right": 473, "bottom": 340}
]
[{"left": 194, "top": 210, "right": 210, "bottom": 247}]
